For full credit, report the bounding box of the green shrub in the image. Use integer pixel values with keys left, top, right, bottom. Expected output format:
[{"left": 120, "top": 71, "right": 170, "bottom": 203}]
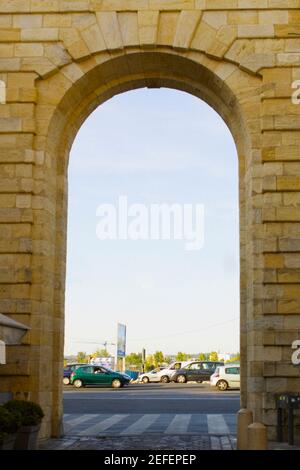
[
  {"left": 0, "top": 431, "right": 8, "bottom": 443},
  {"left": 0, "top": 405, "right": 21, "bottom": 439},
  {"left": 3, "top": 400, "right": 44, "bottom": 426}
]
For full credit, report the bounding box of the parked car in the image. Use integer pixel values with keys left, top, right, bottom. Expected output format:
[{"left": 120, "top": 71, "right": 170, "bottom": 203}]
[
  {"left": 70, "top": 365, "right": 131, "bottom": 388},
  {"left": 210, "top": 363, "right": 240, "bottom": 391},
  {"left": 139, "top": 362, "right": 192, "bottom": 384},
  {"left": 159, "top": 361, "right": 192, "bottom": 383},
  {"left": 63, "top": 363, "right": 89, "bottom": 385},
  {"left": 138, "top": 367, "right": 165, "bottom": 383},
  {"left": 170, "top": 361, "right": 224, "bottom": 383},
  {"left": 158, "top": 361, "right": 193, "bottom": 384}
]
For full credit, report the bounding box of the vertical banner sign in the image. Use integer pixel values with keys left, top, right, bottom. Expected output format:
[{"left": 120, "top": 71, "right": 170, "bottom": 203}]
[{"left": 117, "top": 323, "right": 126, "bottom": 358}]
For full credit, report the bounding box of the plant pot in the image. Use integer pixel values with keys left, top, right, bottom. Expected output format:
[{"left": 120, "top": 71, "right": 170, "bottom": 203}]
[
  {"left": 0, "top": 433, "right": 17, "bottom": 450},
  {"left": 14, "top": 424, "right": 41, "bottom": 450}
]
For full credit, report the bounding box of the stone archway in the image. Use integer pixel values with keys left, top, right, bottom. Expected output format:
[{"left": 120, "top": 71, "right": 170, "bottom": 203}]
[
  {"left": 0, "top": 3, "right": 299, "bottom": 442},
  {"left": 44, "top": 50, "right": 254, "bottom": 437}
]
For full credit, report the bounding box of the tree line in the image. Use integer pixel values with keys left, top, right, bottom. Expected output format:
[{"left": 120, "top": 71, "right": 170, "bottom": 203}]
[{"left": 69, "top": 350, "right": 240, "bottom": 371}]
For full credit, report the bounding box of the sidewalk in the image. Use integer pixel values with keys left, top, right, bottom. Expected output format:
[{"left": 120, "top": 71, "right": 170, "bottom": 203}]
[
  {"left": 269, "top": 440, "right": 300, "bottom": 451},
  {"left": 40, "top": 434, "right": 237, "bottom": 451}
]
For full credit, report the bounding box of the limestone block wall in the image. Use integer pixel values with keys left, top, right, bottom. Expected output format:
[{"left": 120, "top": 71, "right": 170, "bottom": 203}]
[{"left": 0, "top": 0, "right": 299, "bottom": 440}]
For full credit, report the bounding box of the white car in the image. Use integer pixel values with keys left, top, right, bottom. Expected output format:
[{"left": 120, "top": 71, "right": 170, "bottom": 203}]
[
  {"left": 139, "top": 361, "right": 192, "bottom": 384},
  {"left": 139, "top": 367, "right": 165, "bottom": 383},
  {"left": 210, "top": 363, "right": 240, "bottom": 391}
]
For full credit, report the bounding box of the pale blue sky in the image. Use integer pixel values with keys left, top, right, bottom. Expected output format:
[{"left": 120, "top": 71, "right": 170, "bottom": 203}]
[{"left": 64, "top": 88, "right": 240, "bottom": 357}]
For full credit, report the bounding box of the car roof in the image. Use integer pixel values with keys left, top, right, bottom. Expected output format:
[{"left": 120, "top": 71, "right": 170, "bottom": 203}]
[
  {"left": 218, "top": 363, "right": 240, "bottom": 369},
  {"left": 188, "top": 361, "right": 223, "bottom": 364},
  {"left": 66, "top": 362, "right": 88, "bottom": 366}
]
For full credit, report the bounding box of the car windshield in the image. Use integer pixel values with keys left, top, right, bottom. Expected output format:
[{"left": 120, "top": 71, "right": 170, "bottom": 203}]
[{"left": 102, "top": 366, "right": 114, "bottom": 373}]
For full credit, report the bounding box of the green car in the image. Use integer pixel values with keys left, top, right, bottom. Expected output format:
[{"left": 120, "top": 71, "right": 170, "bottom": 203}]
[{"left": 70, "top": 365, "right": 131, "bottom": 389}]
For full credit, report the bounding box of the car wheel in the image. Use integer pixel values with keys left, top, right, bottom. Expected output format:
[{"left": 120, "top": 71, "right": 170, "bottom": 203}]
[
  {"left": 112, "top": 379, "right": 122, "bottom": 388},
  {"left": 142, "top": 376, "right": 149, "bottom": 384},
  {"left": 176, "top": 375, "right": 186, "bottom": 383},
  {"left": 217, "top": 380, "right": 228, "bottom": 391},
  {"left": 63, "top": 377, "right": 70, "bottom": 385},
  {"left": 73, "top": 379, "right": 83, "bottom": 388},
  {"left": 160, "top": 376, "right": 169, "bottom": 383}
]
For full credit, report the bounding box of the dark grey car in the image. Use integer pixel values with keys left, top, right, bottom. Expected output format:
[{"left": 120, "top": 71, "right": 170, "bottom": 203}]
[{"left": 170, "top": 361, "right": 224, "bottom": 383}]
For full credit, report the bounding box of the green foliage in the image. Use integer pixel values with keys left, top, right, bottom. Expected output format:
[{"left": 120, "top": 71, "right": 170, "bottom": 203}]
[
  {"left": 4, "top": 400, "right": 44, "bottom": 426},
  {"left": 163, "top": 356, "right": 172, "bottom": 365},
  {"left": 92, "top": 349, "right": 110, "bottom": 358},
  {"left": 144, "top": 354, "right": 155, "bottom": 372},
  {"left": 175, "top": 352, "right": 191, "bottom": 361},
  {"left": 198, "top": 353, "right": 208, "bottom": 361},
  {"left": 153, "top": 351, "right": 164, "bottom": 367},
  {"left": 0, "top": 406, "right": 21, "bottom": 440},
  {"left": 208, "top": 351, "right": 219, "bottom": 362},
  {"left": 226, "top": 353, "right": 240, "bottom": 363},
  {"left": 77, "top": 351, "right": 89, "bottom": 363},
  {"left": 126, "top": 353, "right": 142, "bottom": 368}
]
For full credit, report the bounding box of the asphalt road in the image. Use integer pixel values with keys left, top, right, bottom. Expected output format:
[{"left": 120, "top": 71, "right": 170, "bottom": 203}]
[{"left": 63, "top": 383, "right": 240, "bottom": 414}]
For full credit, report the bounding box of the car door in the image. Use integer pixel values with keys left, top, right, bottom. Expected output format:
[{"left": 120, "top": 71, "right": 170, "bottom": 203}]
[
  {"left": 185, "top": 363, "right": 201, "bottom": 381},
  {"left": 199, "top": 362, "right": 218, "bottom": 381},
  {"left": 149, "top": 369, "right": 160, "bottom": 382},
  {"left": 79, "top": 366, "right": 94, "bottom": 384},
  {"left": 225, "top": 366, "right": 240, "bottom": 388},
  {"left": 91, "top": 366, "right": 111, "bottom": 385},
  {"left": 197, "top": 362, "right": 211, "bottom": 381}
]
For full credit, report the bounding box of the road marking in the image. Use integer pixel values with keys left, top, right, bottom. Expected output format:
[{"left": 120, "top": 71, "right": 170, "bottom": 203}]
[
  {"left": 210, "top": 436, "right": 221, "bottom": 450},
  {"left": 165, "top": 414, "right": 191, "bottom": 434},
  {"left": 64, "top": 396, "right": 239, "bottom": 400},
  {"left": 64, "top": 414, "right": 236, "bottom": 437},
  {"left": 207, "top": 415, "right": 230, "bottom": 435},
  {"left": 64, "top": 414, "right": 98, "bottom": 431},
  {"left": 220, "top": 435, "right": 232, "bottom": 450},
  {"left": 120, "top": 414, "right": 160, "bottom": 435},
  {"left": 79, "top": 414, "right": 128, "bottom": 436}
]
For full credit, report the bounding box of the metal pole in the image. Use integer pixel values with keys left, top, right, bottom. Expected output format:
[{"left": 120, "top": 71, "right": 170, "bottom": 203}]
[
  {"left": 288, "top": 407, "right": 294, "bottom": 446},
  {"left": 277, "top": 407, "right": 283, "bottom": 442}
]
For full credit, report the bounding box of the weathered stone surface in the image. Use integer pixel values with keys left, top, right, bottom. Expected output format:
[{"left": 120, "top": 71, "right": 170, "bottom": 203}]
[{"left": 0, "top": 0, "right": 299, "bottom": 447}]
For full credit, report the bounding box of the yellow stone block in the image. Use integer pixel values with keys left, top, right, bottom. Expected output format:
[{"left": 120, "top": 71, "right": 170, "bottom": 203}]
[
  {"left": 81, "top": 23, "right": 106, "bottom": 54},
  {"left": 138, "top": 11, "right": 159, "bottom": 47},
  {"left": 96, "top": 11, "right": 123, "bottom": 51},
  {"left": 157, "top": 12, "right": 179, "bottom": 46},
  {"left": 15, "top": 43, "right": 44, "bottom": 57},
  {"left": 173, "top": 10, "right": 202, "bottom": 50},
  {"left": 118, "top": 12, "right": 139, "bottom": 47}
]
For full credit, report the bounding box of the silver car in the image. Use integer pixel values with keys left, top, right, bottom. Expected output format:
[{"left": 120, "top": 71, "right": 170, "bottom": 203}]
[
  {"left": 139, "top": 361, "right": 192, "bottom": 384},
  {"left": 210, "top": 363, "right": 240, "bottom": 391},
  {"left": 139, "top": 367, "right": 166, "bottom": 383}
]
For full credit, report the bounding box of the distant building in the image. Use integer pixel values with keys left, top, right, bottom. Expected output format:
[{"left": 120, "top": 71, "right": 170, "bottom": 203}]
[
  {"left": 90, "top": 356, "right": 115, "bottom": 369},
  {"left": 217, "top": 353, "right": 238, "bottom": 362}
]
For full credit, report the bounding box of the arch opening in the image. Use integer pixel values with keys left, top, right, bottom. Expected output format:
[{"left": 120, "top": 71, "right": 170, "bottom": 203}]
[
  {"left": 38, "top": 50, "right": 256, "bottom": 437},
  {"left": 65, "top": 85, "right": 240, "bottom": 372}
]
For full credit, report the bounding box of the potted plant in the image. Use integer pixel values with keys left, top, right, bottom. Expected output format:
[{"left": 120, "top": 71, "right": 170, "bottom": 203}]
[
  {"left": 3, "top": 400, "right": 44, "bottom": 450},
  {"left": 0, "top": 405, "right": 21, "bottom": 450}
]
